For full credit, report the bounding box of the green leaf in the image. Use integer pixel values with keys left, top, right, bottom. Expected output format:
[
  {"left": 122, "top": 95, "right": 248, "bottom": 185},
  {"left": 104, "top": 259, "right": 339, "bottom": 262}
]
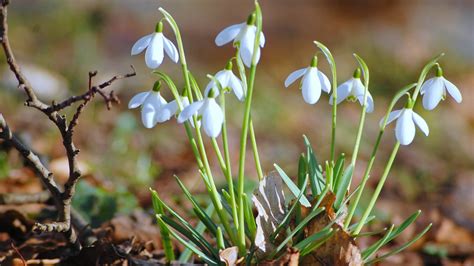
[
  {"left": 334, "top": 165, "right": 354, "bottom": 209},
  {"left": 293, "top": 227, "right": 333, "bottom": 251},
  {"left": 149, "top": 189, "right": 175, "bottom": 262},
  {"left": 274, "top": 164, "right": 311, "bottom": 207},
  {"left": 332, "top": 153, "right": 345, "bottom": 190},
  {"left": 348, "top": 215, "right": 376, "bottom": 232},
  {"left": 156, "top": 215, "right": 218, "bottom": 266},
  {"left": 303, "top": 135, "right": 324, "bottom": 195},
  {"left": 179, "top": 204, "right": 214, "bottom": 262},
  {"left": 270, "top": 173, "right": 309, "bottom": 241},
  {"left": 175, "top": 176, "right": 218, "bottom": 237},
  {"left": 243, "top": 194, "right": 257, "bottom": 240},
  {"left": 366, "top": 224, "right": 432, "bottom": 264},
  {"left": 362, "top": 225, "right": 395, "bottom": 260},
  {"left": 270, "top": 207, "right": 325, "bottom": 258}
]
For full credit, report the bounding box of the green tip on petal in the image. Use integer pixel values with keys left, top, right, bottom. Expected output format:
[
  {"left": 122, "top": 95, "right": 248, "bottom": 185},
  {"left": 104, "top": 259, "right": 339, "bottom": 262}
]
[
  {"left": 225, "top": 60, "right": 233, "bottom": 70},
  {"left": 155, "top": 21, "right": 163, "bottom": 33},
  {"left": 247, "top": 13, "right": 256, "bottom": 25},
  {"left": 310, "top": 56, "right": 318, "bottom": 67},
  {"left": 353, "top": 68, "right": 362, "bottom": 79},
  {"left": 152, "top": 80, "right": 162, "bottom": 92},
  {"left": 435, "top": 64, "right": 443, "bottom": 77}
]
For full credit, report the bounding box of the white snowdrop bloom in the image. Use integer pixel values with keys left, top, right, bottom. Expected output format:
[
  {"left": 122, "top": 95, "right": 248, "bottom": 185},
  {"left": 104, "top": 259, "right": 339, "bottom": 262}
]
[
  {"left": 128, "top": 83, "right": 177, "bottom": 128},
  {"left": 215, "top": 14, "right": 265, "bottom": 68},
  {"left": 329, "top": 68, "right": 374, "bottom": 113},
  {"left": 382, "top": 108, "right": 429, "bottom": 145},
  {"left": 131, "top": 21, "right": 179, "bottom": 69},
  {"left": 284, "top": 56, "right": 331, "bottom": 104},
  {"left": 420, "top": 67, "right": 462, "bottom": 110},
  {"left": 204, "top": 62, "right": 245, "bottom": 101},
  {"left": 177, "top": 92, "right": 224, "bottom": 138}
]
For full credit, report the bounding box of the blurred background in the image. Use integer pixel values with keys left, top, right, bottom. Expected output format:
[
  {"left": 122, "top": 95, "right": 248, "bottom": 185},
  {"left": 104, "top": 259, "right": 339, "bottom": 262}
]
[{"left": 0, "top": 0, "right": 472, "bottom": 264}]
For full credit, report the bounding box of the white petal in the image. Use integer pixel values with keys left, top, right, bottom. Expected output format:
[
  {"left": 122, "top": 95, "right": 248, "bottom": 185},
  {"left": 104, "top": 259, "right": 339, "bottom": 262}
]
[
  {"left": 330, "top": 79, "right": 352, "bottom": 105},
  {"left": 284, "top": 68, "right": 306, "bottom": 87},
  {"left": 422, "top": 77, "right": 444, "bottom": 110},
  {"left": 131, "top": 34, "right": 152, "bottom": 55},
  {"left": 420, "top": 78, "right": 435, "bottom": 95},
  {"left": 162, "top": 35, "right": 179, "bottom": 63},
  {"left": 239, "top": 26, "right": 258, "bottom": 68},
  {"left": 229, "top": 74, "right": 245, "bottom": 101},
  {"left": 177, "top": 100, "right": 204, "bottom": 123},
  {"left": 358, "top": 93, "right": 375, "bottom": 113},
  {"left": 317, "top": 70, "right": 331, "bottom": 93},
  {"left": 412, "top": 111, "right": 429, "bottom": 136},
  {"left": 204, "top": 80, "right": 220, "bottom": 98},
  {"left": 381, "top": 109, "right": 402, "bottom": 127},
  {"left": 259, "top": 32, "right": 265, "bottom": 47},
  {"left": 202, "top": 99, "right": 224, "bottom": 138},
  {"left": 215, "top": 70, "right": 231, "bottom": 88},
  {"left": 215, "top": 23, "right": 244, "bottom": 46},
  {"left": 128, "top": 91, "right": 150, "bottom": 109},
  {"left": 157, "top": 100, "right": 179, "bottom": 123},
  {"left": 141, "top": 93, "right": 161, "bottom": 128},
  {"left": 301, "top": 68, "right": 321, "bottom": 104},
  {"left": 145, "top": 33, "right": 164, "bottom": 69},
  {"left": 352, "top": 78, "right": 366, "bottom": 97},
  {"left": 443, "top": 78, "right": 462, "bottom": 103},
  {"left": 395, "top": 109, "right": 416, "bottom": 145}
]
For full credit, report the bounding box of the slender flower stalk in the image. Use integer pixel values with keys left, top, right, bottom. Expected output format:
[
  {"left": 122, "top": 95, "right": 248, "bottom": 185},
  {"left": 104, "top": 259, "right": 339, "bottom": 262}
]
[
  {"left": 352, "top": 54, "right": 443, "bottom": 234},
  {"left": 160, "top": 8, "right": 237, "bottom": 243},
  {"left": 314, "top": 41, "right": 338, "bottom": 162},
  {"left": 234, "top": 3, "right": 263, "bottom": 254},
  {"left": 249, "top": 117, "right": 264, "bottom": 180}
]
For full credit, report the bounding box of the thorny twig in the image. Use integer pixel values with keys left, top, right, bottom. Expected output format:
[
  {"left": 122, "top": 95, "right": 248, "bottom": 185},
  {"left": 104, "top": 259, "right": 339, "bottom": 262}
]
[{"left": 0, "top": 0, "right": 135, "bottom": 248}]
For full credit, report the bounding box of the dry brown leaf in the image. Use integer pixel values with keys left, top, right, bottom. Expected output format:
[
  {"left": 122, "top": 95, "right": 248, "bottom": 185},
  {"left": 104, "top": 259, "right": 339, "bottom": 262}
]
[
  {"left": 219, "top": 246, "right": 243, "bottom": 266},
  {"left": 299, "top": 192, "right": 363, "bottom": 266},
  {"left": 252, "top": 171, "right": 287, "bottom": 258}
]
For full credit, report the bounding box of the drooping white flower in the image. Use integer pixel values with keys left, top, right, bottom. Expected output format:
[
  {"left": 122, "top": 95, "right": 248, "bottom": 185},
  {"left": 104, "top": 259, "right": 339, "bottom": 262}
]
[
  {"left": 131, "top": 21, "right": 179, "bottom": 69},
  {"left": 329, "top": 68, "right": 374, "bottom": 112},
  {"left": 128, "top": 82, "right": 177, "bottom": 128},
  {"left": 284, "top": 56, "right": 331, "bottom": 104},
  {"left": 382, "top": 108, "right": 429, "bottom": 145},
  {"left": 420, "top": 66, "right": 462, "bottom": 110},
  {"left": 215, "top": 14, "right": 265, "bottom": 68},
  {"left": 177, "top": 92, "right": 224, "bottom": 138},
  {"left": 204, "top": 62, "right": 245, "bottom": 101}
]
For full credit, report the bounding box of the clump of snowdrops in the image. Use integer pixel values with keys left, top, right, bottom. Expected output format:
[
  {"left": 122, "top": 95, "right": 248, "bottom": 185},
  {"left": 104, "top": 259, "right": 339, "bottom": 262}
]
[{"left": 127, "top": 2, "right": 462, "bottom": 265}]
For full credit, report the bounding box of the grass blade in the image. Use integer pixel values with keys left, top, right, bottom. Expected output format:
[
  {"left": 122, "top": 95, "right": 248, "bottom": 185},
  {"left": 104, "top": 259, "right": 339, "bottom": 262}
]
[
  {"left": 334, "top": 165, "right": 354, "bottom": 209},
  {"left": 274, "top": 164, "right": 311, "bottom": 207}
]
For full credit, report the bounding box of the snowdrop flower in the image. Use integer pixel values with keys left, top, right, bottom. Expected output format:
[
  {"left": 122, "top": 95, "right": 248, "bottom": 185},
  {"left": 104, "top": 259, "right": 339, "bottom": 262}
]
[
  {"left": 215, "top": 13, "right": 265, "bottom": 68},
  {"left": 284, "top": 56, "right": 331, "bottom": 104},
  {"left": 382, "top": 108, "right": 429, "bottom": 145},
  {"left": 329, "top": 68, "right": 374, "bottom": 112},
  {"left": 128, "top": 82, "right": 177, "bottom": 128},
  {"left": 204, "top": 61, "right": 245, "bottom": 101},
  {"left": 177, "top": 90, "right": 224, "bottom": 138},
  {"left": 420, "top": 66, "right": 462, "bottom": 110},
  {"left": 131, "top": 21, "right": 179, "bottom": 69}
]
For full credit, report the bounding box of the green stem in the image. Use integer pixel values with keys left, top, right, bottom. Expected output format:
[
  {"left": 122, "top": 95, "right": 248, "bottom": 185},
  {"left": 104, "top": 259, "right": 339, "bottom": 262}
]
[
  {"left": 354, "top": 142, "right": 400, "bottom": 234},
  {"left": 211, "top": 139, "right": 228, "bottom": 175},
  {"left": 249, "top": 118, "right": 264, "bottom": 180},
  {"left": 344, "top": 130, "right": 383, "bottom": 229},
  {"left": 221, "top": 93, "right": 239, "bottom": 229},
  {"left": 237, "top": 3, "right": 263, "bottom": 254}
]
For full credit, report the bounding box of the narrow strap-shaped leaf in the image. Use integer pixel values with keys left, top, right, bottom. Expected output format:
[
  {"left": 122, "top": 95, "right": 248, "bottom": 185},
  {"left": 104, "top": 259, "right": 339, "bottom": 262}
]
[
  {"left": 354, "top": 227, "right": 389, "bottom": 238},
  {"left": 365, "top": 224, "right": 432, "bottom": 264},
  {"left": 348, "top": 215, "right": 376, "bottom": 232},
  {"left": 303, "top": 135, "right": 325, "bottom": 195},
  {"left": 270, "top": 173, "right": 309, "bottom": 241},
  {"left": 332, "top": 153, "right": 346, "bottom": 190},
  {"left": 156, "top": 215, "right": 218, "bottom": 266},
  {"left": 175, "top": 176, "right": 218, "bottom": 237},
  {"left": 270, "top": 207, "right": 325, "bottom": 258},
  {"left": 160, "top": 215, "right": 217, "bottom": 258},
  {"left": 294, "top": 227, "right": 333, "bottom": 250},
  {"left": 300, "top": 230, "right": 336, "bottom": 256},
  {"left": 362, "top": 224, "right": 395, "bottom": 260},
  {"left": 243, "top": 193, "right": 257, "bottom": 240},
  {"left": 274, "top": 164, "right": 311, "bottom": 207},
  {"left": 150, "top": 189, "right": 175, "bottom": 262},
  {"left": 179, "top": 204, "right": 215, "bottom": 262},
  {"left": 334, "top": 164, "right": 354, "bottom": 209}
]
